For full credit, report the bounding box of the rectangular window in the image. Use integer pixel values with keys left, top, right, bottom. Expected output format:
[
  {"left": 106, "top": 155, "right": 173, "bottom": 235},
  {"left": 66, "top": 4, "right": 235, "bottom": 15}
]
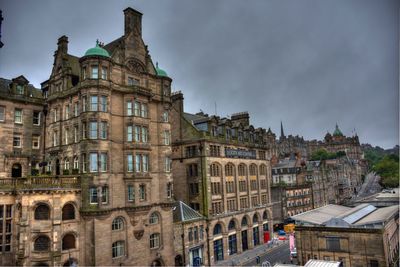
[
  {"left": 64, "top": 128, "right": 69, "bottom": 144},
  {"left": 127, "top": 154, "right": 133, "bottom": 172},
  {"left": 89, "top": 121, "right": 98, "bottom": 139},
  {"left": 91, "top": 65, "right": 98, "bottom": 79},
  {"left": 135, "top": 154, "right": 141, "bottom": 172},
  {"left": 13, "top": 135, "right": 21, "bottom": 148},
  {"left": 65, "top": 105, "right": 70, "bottom": 120},
  {"left": 102, "top": 187, "right": 108, "bottom": 204},
  {"left": 141, "top": 127, "right": 148, "bottom": 143},
  {"left": 139, "top": 184, "right": 146, "bottom": 201},
  {"left": 101, "top": 67, "right": 107, "bottom": 80},
  {"left": 16, "top": 84, "right": 24, "bottom": 95},
  {"left": 127, "top": 126, "right": 133, "bottom": 142},
  {"left": 134, "top": 126, "right": 140, "bottom": 142},
  {"left": 74, "top": 126, "right": 78, "bottom": 143},
  {"left": 53, "top": 108, "right": 58, "bottom": 122},
  {"left": 90, "top": 95, "right": 98, "bottom": 111},
  {"left": 82, "top": 122, "right": 87, "bottom": 139},
  {"left": 100, "top": 96, "right": 107, "bottom": 112},
  {"left": 188, "top": 228, "right": 193, "bottom": 242},
  {"left": 100, "top": 122, "right": 107, "bottom": 139},
  {"left": 14, "top": 109, "right": 22, "bottom": 123},
  {"left": 74, "top": 102, "right": 79, "bottom": 116},
  {"left": 100, "top": 153, "right": 107, "bottom": 172},
  {"left": 163, "top": 130, "right": 171, "bottom": 145},
  {"left": 128, "top": 77, "right": 139, "bottom": 86},
  {"left": 165, "top": 157, "right": 172, "bottom": 172},
  {"left": 89, "top": 188, "right": 98, "bottom": 204},
  {"left": 128, "top": 185, "right": 135, "bottom": 202},
  {"left": 0, "top": 106, "right": 5, "bottom": 122},
  {"left": 141, "top": 103, "right": 148, "bottom": 118},
  {"left": 127, "top": 101, "right": 133, "bottom": 116},
  {"left": 142, "top": 154, "right": 149, "bottom": 172},
  {"left": 82, "top": 67, "right": 87, "bottom": 80},
  {"left": 82, "top": 153, "right": 87, "bottom": 173},
  {"left": 82, "top": 96, "right": 87, "bottom": 112},
  {"left": 32, "top": 135, "right": 40, "bottom": 149},
  {"left": 90, "top": 153, "right": 98, "bottom": 172},
  {"left": 134, "top": 101, "right": 140, "bottom": 116},
  {"left": 33, "top": 111, "right": 40, "bottom": 125},
  {"left": 53, "top": 131, "right": 58, "bottom": 146}
]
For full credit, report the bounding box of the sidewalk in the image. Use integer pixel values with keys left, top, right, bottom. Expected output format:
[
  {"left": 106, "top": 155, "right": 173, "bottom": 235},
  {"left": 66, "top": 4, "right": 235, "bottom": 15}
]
[{"left": 215, "top": 239, "right": 289, "bottom": 266}]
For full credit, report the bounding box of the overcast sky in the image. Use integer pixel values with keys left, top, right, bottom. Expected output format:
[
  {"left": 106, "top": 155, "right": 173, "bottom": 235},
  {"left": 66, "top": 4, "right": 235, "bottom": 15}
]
[{"left": 0, "top": 0, "right": 398, "bottom": 148}]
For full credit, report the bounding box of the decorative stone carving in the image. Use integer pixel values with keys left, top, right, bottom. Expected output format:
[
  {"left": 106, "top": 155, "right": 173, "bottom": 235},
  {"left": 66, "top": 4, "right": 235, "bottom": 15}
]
[
  {"left": 126, "top": 58, "right": 146, "bottom": 74},
  {"left": 134, "top": 229, "right": 144, "bottom": 240}
]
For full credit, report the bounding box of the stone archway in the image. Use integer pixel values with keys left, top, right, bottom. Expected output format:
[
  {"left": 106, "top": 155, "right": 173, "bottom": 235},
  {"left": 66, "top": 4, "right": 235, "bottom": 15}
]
[
  {"left": 174, "top": 255, "right": 183, "bottom": 266},
  {"left": 11, "top": 163, "right": 22, "bottom": 178},
  {"left": 151, "top": 259, "right": 163, "bottom": 267}
]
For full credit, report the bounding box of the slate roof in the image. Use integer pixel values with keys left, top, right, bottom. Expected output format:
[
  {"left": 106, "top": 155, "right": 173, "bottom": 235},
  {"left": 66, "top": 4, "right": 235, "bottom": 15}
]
[
  {"left": 173, "top": 201, "right": 204, "bottom": 223},
  {"left": 0, "top": 78, "right": 43, "bottom": 99}
]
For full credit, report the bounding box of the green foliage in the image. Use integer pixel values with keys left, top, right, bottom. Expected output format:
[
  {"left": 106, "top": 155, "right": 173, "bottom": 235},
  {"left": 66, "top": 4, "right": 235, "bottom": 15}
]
[
  {"left": 364, "top": 148, "right": 386, "bottom": 167},
  {"left": 373, "top": 155, "right": 399, "bottom": 188},
  {"left": 310, "top": 149, "right": 346, "bottom": 161}
]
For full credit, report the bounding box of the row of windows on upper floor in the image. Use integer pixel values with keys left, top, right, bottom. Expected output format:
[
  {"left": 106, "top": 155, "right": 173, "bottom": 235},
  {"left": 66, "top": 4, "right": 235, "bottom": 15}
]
[
  {"left": 88, "top": 183, "right": 173, "bottom": 206},
  {"left": 50, "top": 95, "right": 169, "bottom": 122},
  {"left": 0, "top": 107, "right": 41, "bottom": 125},
  {"left": 46, "top": 152, "right": 172, "bottom": 174},
  {"left": 49, "top": 121, "right": 171, "bottom": 146},
  {"left": 209, "top": 125, "right": 268, "bottom": 145},
  {"left": 186, "top": 163, "right": 269, "bottom": 178}
]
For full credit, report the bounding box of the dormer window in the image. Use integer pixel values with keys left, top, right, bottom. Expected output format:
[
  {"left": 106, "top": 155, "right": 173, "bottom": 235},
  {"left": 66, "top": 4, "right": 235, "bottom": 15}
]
[
  {"left": 91, "top": 65, "right": 98, "bottom": 79},
  {"left": 16, "top": 85, "right": 24, "bottom": 95}
]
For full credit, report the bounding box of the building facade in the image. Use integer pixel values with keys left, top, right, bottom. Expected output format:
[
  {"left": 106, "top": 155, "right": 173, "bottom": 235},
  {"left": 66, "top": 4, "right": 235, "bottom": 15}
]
[
  {"left": 171, "top": 94, "right": 273, "bottom": 264},
  {"left": 0, "top": 7, "right": 176, "bottom": 266}
]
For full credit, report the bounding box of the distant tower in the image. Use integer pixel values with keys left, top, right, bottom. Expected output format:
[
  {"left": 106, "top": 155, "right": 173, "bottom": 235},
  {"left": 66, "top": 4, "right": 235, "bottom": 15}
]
[{"left": 280, "top": 121, "right": 286, "bottom": 141}]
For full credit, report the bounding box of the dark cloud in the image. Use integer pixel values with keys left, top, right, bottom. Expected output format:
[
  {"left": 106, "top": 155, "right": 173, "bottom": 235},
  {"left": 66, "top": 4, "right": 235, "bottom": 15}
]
[{"left": 0, "top": 0, "right": 398, "bottom": 148}]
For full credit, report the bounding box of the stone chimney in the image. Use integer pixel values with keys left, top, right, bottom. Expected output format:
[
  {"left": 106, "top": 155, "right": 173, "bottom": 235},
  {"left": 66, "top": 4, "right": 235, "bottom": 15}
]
[
  {"left": 57, "top": 35, "right": 68, "bottom": 54},
  {"left": 124, "top": 7, "right": 142, "bottom": 36},
  {"left": 231, "top": 112, "right": 250, "bottom": 126}
]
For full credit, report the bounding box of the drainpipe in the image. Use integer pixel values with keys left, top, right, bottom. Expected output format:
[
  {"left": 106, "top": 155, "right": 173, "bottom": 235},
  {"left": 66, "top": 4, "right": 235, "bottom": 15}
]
[
  {"left": 206, "top": 225, "right": 211, "bottom": 267},
  {"left": 181, "top": 223, "right": 186, "bottom": 266}
]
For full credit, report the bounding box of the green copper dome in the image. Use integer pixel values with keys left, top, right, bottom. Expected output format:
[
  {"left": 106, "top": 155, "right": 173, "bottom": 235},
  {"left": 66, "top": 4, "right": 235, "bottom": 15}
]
[
  {"left": 333, "top": 124, "right": 343, "bottom": 136},
  {"left": 155, "top": 62, "right": 168, "bottom": 77},
  {"left": 84, "top": 40, "right": 110, "bottom": 58}
]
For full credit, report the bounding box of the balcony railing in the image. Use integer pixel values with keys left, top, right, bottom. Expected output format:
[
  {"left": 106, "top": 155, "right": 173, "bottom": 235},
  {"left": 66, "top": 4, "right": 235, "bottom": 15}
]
[{"left": 0, "top": 176, "right": 80, "bottom": 191}]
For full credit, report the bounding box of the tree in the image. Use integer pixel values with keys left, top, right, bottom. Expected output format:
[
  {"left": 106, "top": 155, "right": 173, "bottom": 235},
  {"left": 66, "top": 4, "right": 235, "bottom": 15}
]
[{"left": 373, "top": 155, "right": 399, "bottom": 188}]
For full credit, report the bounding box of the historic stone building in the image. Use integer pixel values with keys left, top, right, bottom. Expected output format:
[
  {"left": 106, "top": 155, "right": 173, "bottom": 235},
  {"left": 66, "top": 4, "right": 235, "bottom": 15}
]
[
  {"left": 293, "top": 204, "right": 399, "bottom": 267},
  {"left": 0, "top": 7, "right": 176, "bottom": 266},
  {"left": 170, "top": 94, "right": 273, "bottom": 265}
]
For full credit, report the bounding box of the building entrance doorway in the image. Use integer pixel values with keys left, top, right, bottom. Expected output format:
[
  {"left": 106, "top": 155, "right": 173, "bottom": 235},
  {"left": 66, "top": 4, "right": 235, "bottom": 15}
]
[{"left": 11, "top": 163, "right": 22, "bottom": 178}]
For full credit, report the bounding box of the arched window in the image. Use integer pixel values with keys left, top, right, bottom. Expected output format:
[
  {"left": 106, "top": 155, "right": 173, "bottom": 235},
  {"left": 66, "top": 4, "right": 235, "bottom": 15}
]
[
  {"left": 150, "top": 233, "right": 160, "bottom": 249},
  {"left": 34, "top": 203, "right": 50, "bottom": 220},
  {"left": 73, "top": 156, "right": 79, "bottom": 170},
  {"left": 112, "top": 241, "right": 125, "bottom": 258},
  {"left": 249, "top": 164, "right": 257, "bottom": 176},
  {"left": 213, "top": 223, "right": 222, "bottom": 235},
  {"left": 210, "top": 164, "right": 220, "bottom": 177},
  {"left": 64, "top": 158, "right": 70, "bottom": 170},
  {"left": 225, "top": 164, "right": 234, "bottom": 176},
  {"left": 62, "top": 233, "right": 76, "bottom": 250},
  {"left": 149, "top": 212, "right": 159, "bottom": 225},
  {"left": 238, "top": 164, "right": 247, "bottom": 176},
  {"left": 62, "top": 203, "right": 75, "bottom": 220},
  {"left": 112, "top": 217, "right": 124, "bottom": 231},
  {"left": 253, "top": 214, "right": 259, "bottom": 224},
  {"left": 241, "top": 217, "right": 248, "bottom": 227},
  {"left": 228, "top": 220, "right": 236, "bottom": 231},
  {"left": 263, "top": 211, "right": 269, "bottom": 221},
  {"left": 34, "top": 235, "right": 50, "bottom": 251},
  {"left": 259, "top": 165, "right": 266, "bottom": 176}
]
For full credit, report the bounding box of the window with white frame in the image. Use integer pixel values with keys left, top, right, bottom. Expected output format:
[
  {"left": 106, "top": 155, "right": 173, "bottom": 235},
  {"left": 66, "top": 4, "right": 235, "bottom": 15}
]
[
  {"left": 53, "top": 131, "right": 58, "bottom": 146},
  {"left": 162, "top": 111, "right": 169, "bottom": 122},
  {"left": 100, "top": 96, "right": 107, "bottom": 112},
  {"left": 140, "top": 103, "right": 148, "bottom": 118},
  {"left": 74, "top": 102, "right": 79, "bottom": 116},
  {"left": 127, "top": 125, "right": 133, "bottom": 142},
  {"left": 163, "top": 130, "right": 171, "bottom": 145},
  {"left": 112, "top": 241, "right": 125, "bottom": 258},
  {"left": 89, "top": 121, "right": 97, "bottom": 139},
  {"left": 64, "top": 128, "right": 69, "bottom": 144},
  {"left": 65, "top": 105, "right": 70, "bottom": 120},
  {"left": 150, "top": 233, "right": 160, "bottom": 249},
  {"left": 127, "top": 101, "right": 133, "bottom": 116},
  {"left": 73, "top": 156, "right": 79, "bottom": 170},
  {"left": 89, "top": 187, "right": 98, "bottom": 204},
  {"left": 100, "top": 153, "right": 107, "bottom": 172},
  {"left": 165, "top": 157, "right": 172, "bottom": 172},
  {"left": 13, "top": 135, "right": 21, "bottom": 148},
  {"left": 134, "top": 101, "right": 140, "bottom": 116},
  {"left": 149, "top": 213, "right": 159, "bottom": 224},
  {"left": 90, "top": 96, "right": 98, "bottom": 111},
  {"left": 74, "top": 126, "right": 78, "bottom": 143},
  {"left": 127, "top": 154, "right": 133, "bottom": 172},
  {"left": 14, "top": 109, "right": 22, "bottom": 123},
  {"left": 139, "top": 184, "right": 146, "bottom": 201},
  {"left": 101, "top": 67, "right": 108, "bottom": 80},
  {"left": 32, "top": 135, "right": 40, "bottom": 149},
  {"left": 53, "top": 108, "right": 58, "bottom": 122},
  {"left": 91, "top": 65, "right": 98, "bottom": 79},
  {"left": 102, "top": 186, "right": 108, "bottom": 204},
  {"left": 127, "top": 185, "right": 135, "bottom": 202},
  {"left": 82, "top": 96, "right": 87, "bottom": 112},
  {"left": 64, "top": 158, "right": 70, "bottom": 170},
  {"left": 112, "top": 217, "right": 124, "bottom": 231},
  {"left": 81, "top": 154, "right": 87, "bottom": 173},
  {"left": 90, "top": 153, "right": 98, "bottom": 172},
  {"left": 16, "top": 84, "right": 24, "bottom": 95},
  {"left": 33, "top": 111, "right": 40, "bottom": 125}
]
